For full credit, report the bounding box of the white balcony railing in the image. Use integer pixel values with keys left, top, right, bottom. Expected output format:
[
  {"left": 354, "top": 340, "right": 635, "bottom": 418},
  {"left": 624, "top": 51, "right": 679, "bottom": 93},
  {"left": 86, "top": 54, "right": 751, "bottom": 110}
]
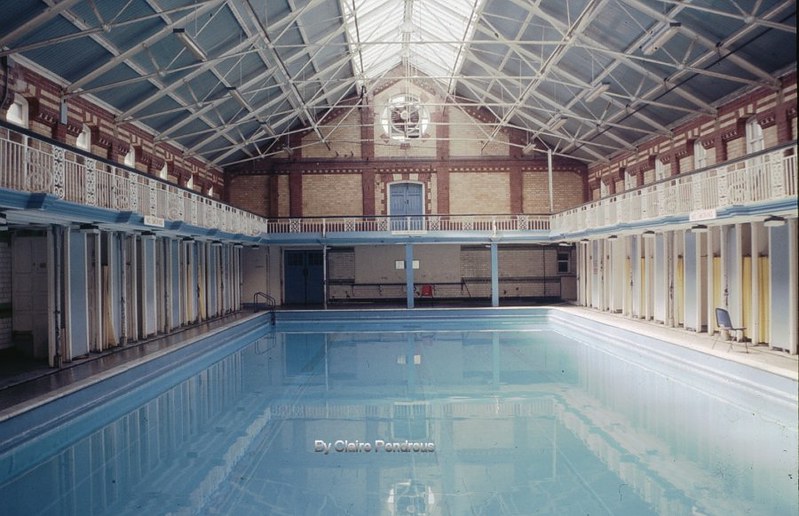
[
  {"left": 551, "top": 145, "right": 798, "bottom": 235},
  {"left": 266, "top": 214, "right": 550, "bottom": 235},
  {"left": 2, "top": 124, "right": 795, "bottom": 239},
  {"left": 0, "top": 127, "right": 268, "bottom": 237}
]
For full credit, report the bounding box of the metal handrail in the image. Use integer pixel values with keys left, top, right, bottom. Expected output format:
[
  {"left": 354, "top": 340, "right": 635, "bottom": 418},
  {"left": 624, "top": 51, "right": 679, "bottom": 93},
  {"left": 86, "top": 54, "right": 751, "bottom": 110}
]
[{"left": 253, "top": 291, "right": 276, "bottom": 324}]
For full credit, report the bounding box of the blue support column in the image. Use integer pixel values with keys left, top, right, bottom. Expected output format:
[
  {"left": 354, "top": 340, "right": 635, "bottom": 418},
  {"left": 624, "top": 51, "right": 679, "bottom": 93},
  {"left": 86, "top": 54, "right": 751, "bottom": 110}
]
[
  {"left": 405, "top": 243, "right": 414, "bottom": 309},
  {"left": 631, "top": 236, "right": 641, "bottom": 318},
  {"left": 490, "top": 242, "right": 499, "bottom": 307},
  {"left": 208, "top": 244, "right": 218, "bottom": 317}
]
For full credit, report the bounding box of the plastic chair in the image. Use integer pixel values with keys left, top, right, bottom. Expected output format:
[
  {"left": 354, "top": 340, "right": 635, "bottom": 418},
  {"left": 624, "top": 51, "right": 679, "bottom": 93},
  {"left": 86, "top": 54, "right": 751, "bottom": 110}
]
[
  {"left": 712, "top": 307, "right": 748, "bottom": 353},
  {"left": 418, "top": 284, "right": 434, "bottom": 305}
]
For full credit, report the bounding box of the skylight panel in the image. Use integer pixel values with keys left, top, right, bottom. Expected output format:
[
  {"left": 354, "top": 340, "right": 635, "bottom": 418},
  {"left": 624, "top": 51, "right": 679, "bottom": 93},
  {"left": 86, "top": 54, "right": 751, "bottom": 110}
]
[{"left": 343, "top": 0, "right": 485, "bottom": 85}]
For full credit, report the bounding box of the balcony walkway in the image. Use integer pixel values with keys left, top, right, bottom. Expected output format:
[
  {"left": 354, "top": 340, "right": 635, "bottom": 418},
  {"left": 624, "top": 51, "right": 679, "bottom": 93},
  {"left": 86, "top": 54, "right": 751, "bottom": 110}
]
[{"left": 1, "top": 122, "right": 796, "bottom": 245}]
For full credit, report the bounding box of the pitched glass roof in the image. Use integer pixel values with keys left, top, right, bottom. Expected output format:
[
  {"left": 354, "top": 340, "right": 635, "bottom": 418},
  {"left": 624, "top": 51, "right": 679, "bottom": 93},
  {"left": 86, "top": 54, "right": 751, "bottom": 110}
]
[{"left": 343, "top": 0, "right": 485, "bottom": 86}]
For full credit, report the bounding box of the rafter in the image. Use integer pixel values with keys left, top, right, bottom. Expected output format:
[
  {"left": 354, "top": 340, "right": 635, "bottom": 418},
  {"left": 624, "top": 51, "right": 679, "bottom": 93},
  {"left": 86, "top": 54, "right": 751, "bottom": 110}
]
[{"left": 65, "top": 0, "right": 227, "bottom": 94}]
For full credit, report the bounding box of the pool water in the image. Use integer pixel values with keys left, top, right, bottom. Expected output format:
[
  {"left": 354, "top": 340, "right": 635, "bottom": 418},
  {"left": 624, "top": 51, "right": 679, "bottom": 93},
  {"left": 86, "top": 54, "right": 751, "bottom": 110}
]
[{"left": 0, "top": 310, "right": 796, "bottom": 515}]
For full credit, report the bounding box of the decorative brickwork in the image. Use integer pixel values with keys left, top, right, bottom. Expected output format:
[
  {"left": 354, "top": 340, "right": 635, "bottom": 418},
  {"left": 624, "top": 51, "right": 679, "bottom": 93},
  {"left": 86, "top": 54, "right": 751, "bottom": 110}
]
[
  {"left": 2, "top": 63, "right": 223, "bottom": 197},
  {"left": 588, "top": 71, "right": 797, "bottom": 196}
]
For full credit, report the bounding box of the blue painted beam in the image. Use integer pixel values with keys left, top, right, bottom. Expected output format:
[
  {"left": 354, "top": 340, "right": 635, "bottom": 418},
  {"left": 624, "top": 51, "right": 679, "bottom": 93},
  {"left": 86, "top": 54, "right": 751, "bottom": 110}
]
[{"left": 405, "top": 243, "right": 414, "bottom": 309}]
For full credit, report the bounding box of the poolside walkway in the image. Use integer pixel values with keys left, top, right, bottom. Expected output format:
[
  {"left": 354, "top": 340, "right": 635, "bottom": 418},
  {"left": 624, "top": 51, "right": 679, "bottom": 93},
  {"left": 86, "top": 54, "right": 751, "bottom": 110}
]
[
  {"left": 556, "top": 305, "right": 798, "bottom": 381},
  {"left": 0, "top": 312, "right": 256, "bottom": 414}
]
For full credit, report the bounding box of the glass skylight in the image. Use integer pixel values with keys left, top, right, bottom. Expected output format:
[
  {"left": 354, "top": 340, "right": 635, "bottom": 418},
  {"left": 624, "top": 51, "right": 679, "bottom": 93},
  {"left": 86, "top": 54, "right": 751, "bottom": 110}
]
[{"left": 343, "top": 0, "right": 484, "bottom": 86}]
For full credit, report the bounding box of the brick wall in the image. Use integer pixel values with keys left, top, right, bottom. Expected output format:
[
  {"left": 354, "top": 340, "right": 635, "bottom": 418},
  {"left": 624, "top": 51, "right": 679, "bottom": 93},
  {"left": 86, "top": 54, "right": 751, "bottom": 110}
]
[
  {"left": 448, "top": 107, "right": 510, "bottom": 157},
  {"left": 302, "top": 174, "right": 362, "bottom": 216},
  {"left": 522, "top": 170, "right": 584, "bottom": 213},
  {"left": 226, "top": 175, "right": 271, "bottom": 217},
  {"left": 450, "top": 171, "right": 511, "bottom": 214},
  {"left": 726, "top": 135, "right": 747, "bottom": 160},
  {"left": 303, "top": 110, "right": 362, "bottom": 159},
  {"left": 326, "top": 244, "right": 574, "bottom": 302},
  {"left": 277, "top": 175, "right": 290, "bottom": 217}
]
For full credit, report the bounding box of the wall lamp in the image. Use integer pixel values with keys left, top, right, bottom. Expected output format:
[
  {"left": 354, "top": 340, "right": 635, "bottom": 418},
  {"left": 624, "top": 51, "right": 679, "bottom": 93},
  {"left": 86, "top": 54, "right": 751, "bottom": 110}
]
[
  {"left": 173, "top": 28, "right": 207, "bottom": 61},
  {"left": 640, "top": 22, "right": 681, "bottom": 55},
  {"left": 642, "top": 230, "right": 656, "bottom": 239},
  {"left": 579, "top": 238, "right": 590, "bottom": 243},
  {"left": 763, "top": 215, "right": 786, "bottom": 228},
  {"left": 584, "top": 81, "right": 610, "bottom": 102},
  {"left": 607, "top": 234, "right": 618, "bottom": 240},
  {"left": 690, "top": 224, "right": 708, "bottom": 233}
]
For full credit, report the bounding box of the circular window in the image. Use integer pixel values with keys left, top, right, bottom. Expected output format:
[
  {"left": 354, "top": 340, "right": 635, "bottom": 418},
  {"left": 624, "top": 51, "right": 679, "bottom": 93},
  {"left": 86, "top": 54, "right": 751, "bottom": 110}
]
[{"left": 381, "top": 94, "right": 429, "bottom": 140}]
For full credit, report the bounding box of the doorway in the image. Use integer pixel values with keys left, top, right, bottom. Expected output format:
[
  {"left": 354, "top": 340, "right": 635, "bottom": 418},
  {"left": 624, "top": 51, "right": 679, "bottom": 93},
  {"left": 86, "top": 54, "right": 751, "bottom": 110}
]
[
  {"left": 390, "top": 182, "right": 424, "bottom": 231},
  {"left": 284, "top": 250, "right": 324, "bottom": 305}
]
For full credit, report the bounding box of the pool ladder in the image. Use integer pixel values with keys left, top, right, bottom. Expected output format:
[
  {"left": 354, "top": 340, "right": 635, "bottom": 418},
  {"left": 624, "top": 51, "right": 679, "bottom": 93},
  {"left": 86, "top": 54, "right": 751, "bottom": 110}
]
[{"left": 253, "top": 292, "right": 277, "bottom": 325}]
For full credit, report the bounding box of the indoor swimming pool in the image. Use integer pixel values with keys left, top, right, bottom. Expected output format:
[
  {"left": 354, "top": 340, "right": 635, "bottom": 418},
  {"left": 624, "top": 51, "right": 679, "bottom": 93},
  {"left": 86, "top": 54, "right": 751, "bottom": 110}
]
[{"left": 0, "top": 309, "right": 796, "bottom": 515}]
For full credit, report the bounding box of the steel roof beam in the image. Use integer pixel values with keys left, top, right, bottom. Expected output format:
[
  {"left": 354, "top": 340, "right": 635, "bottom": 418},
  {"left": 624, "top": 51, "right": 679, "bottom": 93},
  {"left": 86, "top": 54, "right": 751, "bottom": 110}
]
[
  {"left": 453, "top": 68, "right": 626, "bottom": 158},
  {"left": 65, "top": 0, "right": 227, "bottom": 94},
  {"left": 479, "top": 0, "right": 611, "bottom": 149},
  {"left": 0, "top": 3, "right": 223, "bottom": 58},
  {"left": 241, "top": 0, "right": 329, "bottom": 147},
  {"left": 477, "top": 9, "right": 690, "bottom": 146},
  {"left": 507, "top": 0, "right": 716, "bottom": 115},
  {"left": 116, "top": 34, "right": 260, "bottom": 121},
  {"left": 0, "top": 0, "right": 86, "bottom": 49},
  {"left": 619, "top": 0, "right": 780, "bottom": 87},
  {"left": 181, "top": 3, "right": 360, "bottom": 158},
  {"left": 652, "top": 0, "right": 796, "bottom": 33}
]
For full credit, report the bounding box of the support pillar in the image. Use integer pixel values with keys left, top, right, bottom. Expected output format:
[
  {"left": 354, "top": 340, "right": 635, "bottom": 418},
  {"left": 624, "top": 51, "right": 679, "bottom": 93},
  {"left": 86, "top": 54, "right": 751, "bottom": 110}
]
[
  {"left": 89, "top": 229, "right": 102, "bottom": 352},
  {"left": 141, "top": 233, "right": 157, "bottom": 338},
  {"left": 183, "top": 239, "right": 197, "bottom": 325},
  {"left": 490, "top": 242, "right": 499, "bottom": 307},
  {"left": 107, "top": 232, "right": 121, "bottom": 346},
  {"left": 323, "top": 245, "right": 328, "bottom": 310},
  {"left": 207, "top": 243, "right": 218, "bottom": 317},
  {"left": 631, "top": 236, "right": 641, "bottom": 318},
  {"left": 64, "top": 228, "right": 89, "bottom": 359},
  {"left": 405, "top": 243, "right": 414, "bottom": 309},
  {"left": 706, "top": 227, "right": 717, "bottom": 336},
  {"left": 128, "top": 234, "right": 139, "bottom": 342}
]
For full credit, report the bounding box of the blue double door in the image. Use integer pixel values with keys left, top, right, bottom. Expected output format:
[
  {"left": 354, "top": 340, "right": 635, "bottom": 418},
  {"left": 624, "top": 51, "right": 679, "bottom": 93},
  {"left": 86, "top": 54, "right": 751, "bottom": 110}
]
[
  {"left": 390, "top": 183, "right": 424, "bottom": 231},
  {"left": 284, "top": 250, "right": 324, "bottom": 305}
]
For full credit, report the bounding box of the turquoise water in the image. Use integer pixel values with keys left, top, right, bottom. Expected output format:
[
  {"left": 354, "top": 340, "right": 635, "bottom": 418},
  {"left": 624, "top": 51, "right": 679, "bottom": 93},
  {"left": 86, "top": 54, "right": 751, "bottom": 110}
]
[{"left": 0, "top": 311, "right": 796, "bottom": 515}]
